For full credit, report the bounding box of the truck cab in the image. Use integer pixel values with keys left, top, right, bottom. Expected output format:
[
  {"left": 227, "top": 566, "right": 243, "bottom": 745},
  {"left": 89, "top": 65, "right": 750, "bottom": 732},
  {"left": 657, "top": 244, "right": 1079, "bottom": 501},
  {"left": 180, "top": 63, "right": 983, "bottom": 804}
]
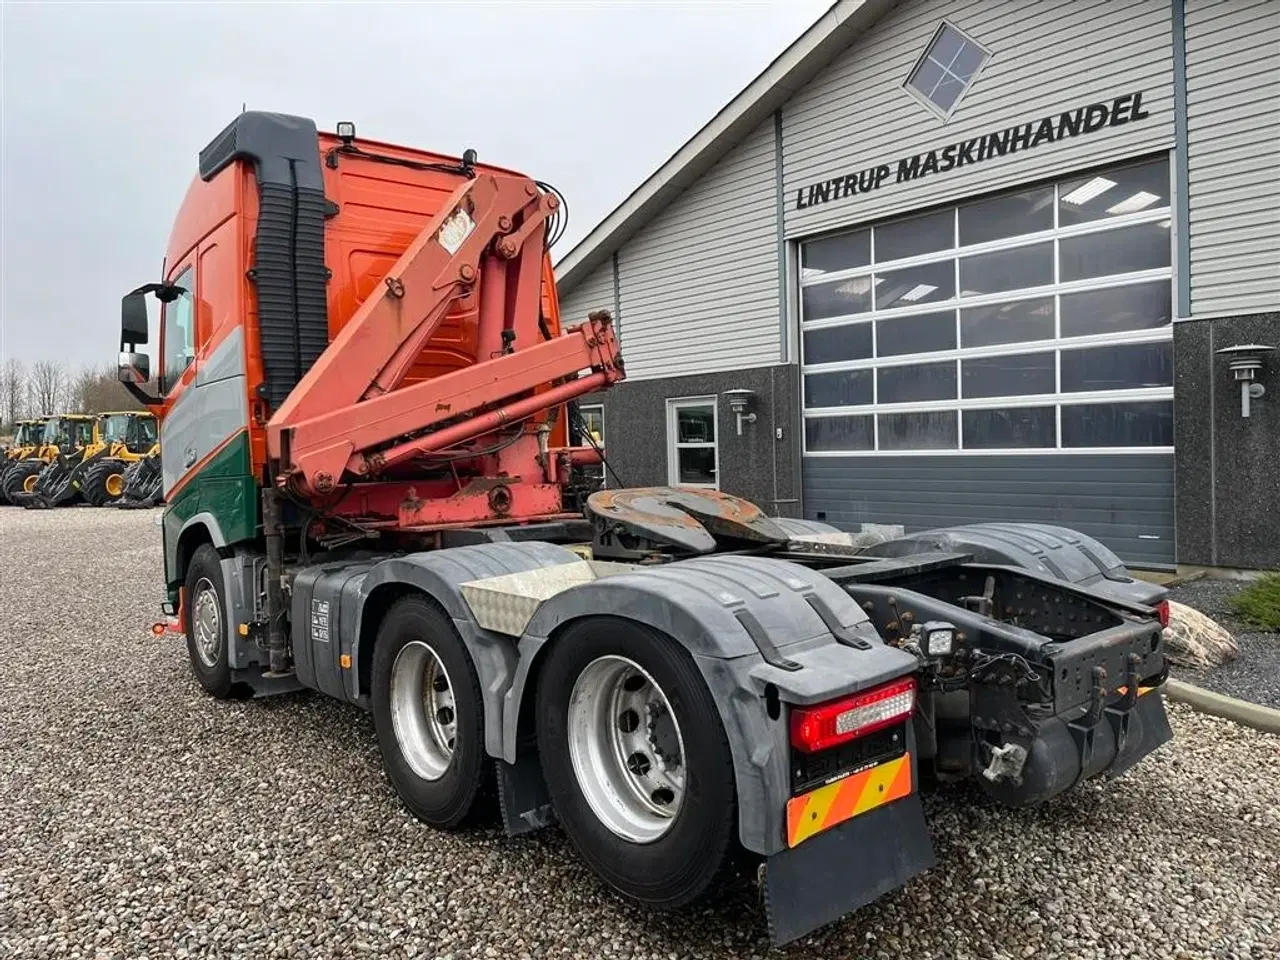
[{"left": 118, "top": 114, "right": 573, "bottom": 604}]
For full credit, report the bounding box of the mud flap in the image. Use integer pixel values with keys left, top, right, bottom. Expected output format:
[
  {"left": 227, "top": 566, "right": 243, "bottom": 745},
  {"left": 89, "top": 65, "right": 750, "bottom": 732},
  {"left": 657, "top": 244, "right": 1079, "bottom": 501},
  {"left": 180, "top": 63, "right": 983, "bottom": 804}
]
[
  {"left": 1108, "top": 687, "right": 1174, "bottom": 779},
  {"left": 761, "top": 792, "right": 935, "bottom": 946},
  {"left": 496, "top": 754, "right": 556, "bottom": 837}
]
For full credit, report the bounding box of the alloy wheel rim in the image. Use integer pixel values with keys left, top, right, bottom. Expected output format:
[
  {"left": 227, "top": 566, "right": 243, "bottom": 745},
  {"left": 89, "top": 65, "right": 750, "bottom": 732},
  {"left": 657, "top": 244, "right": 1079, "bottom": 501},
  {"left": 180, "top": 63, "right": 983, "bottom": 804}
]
[
  {"left": 566, "top": 654, "right": 687, "bottom": 844},
  {"left": 389, "top": 641, "right": 458, "bottom": 781},
  {"left": 192, "top": 577, "right": 222, "bottom": 668}
]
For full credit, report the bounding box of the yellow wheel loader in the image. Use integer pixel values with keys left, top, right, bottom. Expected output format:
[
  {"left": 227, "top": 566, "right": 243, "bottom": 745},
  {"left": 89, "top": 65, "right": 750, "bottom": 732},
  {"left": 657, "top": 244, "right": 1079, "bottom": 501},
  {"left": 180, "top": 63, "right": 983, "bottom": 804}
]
[
  {"left": 0, "top": 418, "right": 50, "bottom": 505},
  {"left": 15, "top": 414, "right": 96, "bottom": 508},
  {"left": 76, "top": 412, "right": 159, "bottom": 506}
]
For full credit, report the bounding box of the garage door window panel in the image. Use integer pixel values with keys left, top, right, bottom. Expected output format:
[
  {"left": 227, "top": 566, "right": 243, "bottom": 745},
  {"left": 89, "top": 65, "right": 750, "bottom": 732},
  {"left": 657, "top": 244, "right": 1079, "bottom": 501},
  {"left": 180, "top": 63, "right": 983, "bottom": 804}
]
[
  {"left": 959, "top": 186, "right": 1055, "bottom": 246},
  {"left": 959, "top": 242, "right": 1054, "bottom": 297},
  {"left": 961, "top": 297, "right": 1055, "bottom": 348},
  {"left": 873, "top": 208, "right": 954, "bottom": 263},
  {"left": 804, "top": 275, "right": 874, "bottom": 320},
  {"left": 963, "top": 407, "right": 1057, "bottom": 449},
  {"left": 962, "top": 352, "right": 1056, "bottom": 399},
  {"left": 801, "top": 228, "right": 870, "bottom": 280},
  {"left": 877, "top": 362, "right": 957, "bottom": 404},
  {"left": 1061, "top": 342, "right": 1173, "bottom": 393},
  {"left": 875, "top": 261, "right": 955, "bottom": 310},
  {"left": 1061, "top": 401, "right": 1173, "bottom": 448},
  {"left": 1058, "top": 157, "right": 1171, "bottom": 227},
  {"left": 806, "top": 415, "right": 875, "bottom": 452},
  {"left": 799, "top": 154, "right": 1173, "bottom": 455},
  {"left": 879, "top": 411, "right": 958, "bottom": 451},
  {"left": 1060, "top": 222, "right": 1171, "bottom": 282},
  {"left": 805, "top": 369, "right": 874, "bottom": 408},
  {"left": 1060, "top": 280, "right": 1172, "bottom": 339},
  {"left": 803, "top": 322, "right": 874, "bottom": 364},
  {"left": 876, "top": 310, "right": 956, "bottom": 357}
]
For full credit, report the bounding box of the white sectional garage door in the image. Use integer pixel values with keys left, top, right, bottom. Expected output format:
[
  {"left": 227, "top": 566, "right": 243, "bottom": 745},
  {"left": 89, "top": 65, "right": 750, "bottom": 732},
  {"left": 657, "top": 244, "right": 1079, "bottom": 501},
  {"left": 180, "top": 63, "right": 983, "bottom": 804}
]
[{"left": 798, "top": 154, "right": 1176, "bottom": 567}]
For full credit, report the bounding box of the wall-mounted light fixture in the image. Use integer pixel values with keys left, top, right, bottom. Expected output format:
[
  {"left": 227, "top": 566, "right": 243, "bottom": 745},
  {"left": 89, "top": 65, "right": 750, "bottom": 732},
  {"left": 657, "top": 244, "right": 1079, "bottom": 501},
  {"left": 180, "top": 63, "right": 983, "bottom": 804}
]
[
  {"left": 1216, "top": 344, "right": 1275, "bottom": 419},
  {"left": 722, "top": 388, "right": 757, "bottom": 436}
]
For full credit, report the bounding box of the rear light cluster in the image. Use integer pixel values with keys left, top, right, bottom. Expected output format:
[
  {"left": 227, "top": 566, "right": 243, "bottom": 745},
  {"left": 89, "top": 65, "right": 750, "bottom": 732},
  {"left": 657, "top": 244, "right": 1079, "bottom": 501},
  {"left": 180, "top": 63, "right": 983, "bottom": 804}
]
[
  {"left": 1157, "top": 599, "right": 1171, "bottom": 629},
  {"left": 790, "top": 677, "right": 916, "bottom": 754}
]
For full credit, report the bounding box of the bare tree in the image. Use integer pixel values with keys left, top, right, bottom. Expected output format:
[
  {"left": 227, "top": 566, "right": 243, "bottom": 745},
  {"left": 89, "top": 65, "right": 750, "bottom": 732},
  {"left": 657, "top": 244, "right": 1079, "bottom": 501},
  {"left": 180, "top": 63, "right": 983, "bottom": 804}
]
[
  {"left": 1, "top": 357, "right": 25, "bottom": 427},
  {"left": 29, "top": 359, "right": 68, "bottom": 415},
  {"left": 70, "top": 362, "right": 142, "bottom": 413}
]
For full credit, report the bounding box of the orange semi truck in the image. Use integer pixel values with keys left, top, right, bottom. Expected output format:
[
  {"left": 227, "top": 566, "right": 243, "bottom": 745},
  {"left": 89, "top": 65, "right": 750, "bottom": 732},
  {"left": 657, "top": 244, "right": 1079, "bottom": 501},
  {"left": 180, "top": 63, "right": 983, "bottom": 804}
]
[{"left": 119, "top": 112, "right": 1174, "bottom": 945}]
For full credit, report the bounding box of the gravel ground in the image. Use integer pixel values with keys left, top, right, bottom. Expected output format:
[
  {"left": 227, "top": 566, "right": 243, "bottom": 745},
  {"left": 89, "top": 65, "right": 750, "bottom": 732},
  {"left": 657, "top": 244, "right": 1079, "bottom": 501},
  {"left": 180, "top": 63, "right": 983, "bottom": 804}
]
[
  {"left": 1, "top": 507, "right": 1277, "bottom": 960},
  {"left": 1168, "top": 577, "right": 1280, "bottom": 710}
]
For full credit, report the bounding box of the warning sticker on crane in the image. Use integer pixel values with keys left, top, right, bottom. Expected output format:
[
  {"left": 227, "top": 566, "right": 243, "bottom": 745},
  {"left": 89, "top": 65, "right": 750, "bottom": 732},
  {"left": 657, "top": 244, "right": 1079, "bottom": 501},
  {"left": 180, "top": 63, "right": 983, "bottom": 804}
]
[{"left": 437, "top": 207, "right": 476, "bottom": 255}]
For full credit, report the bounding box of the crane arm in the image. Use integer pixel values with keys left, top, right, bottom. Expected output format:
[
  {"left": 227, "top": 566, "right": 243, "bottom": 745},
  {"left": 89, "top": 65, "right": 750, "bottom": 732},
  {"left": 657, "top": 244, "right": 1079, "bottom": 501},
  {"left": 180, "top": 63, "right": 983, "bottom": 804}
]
[{"left": 266, "top": 172, "right": 624, "bottom": 495}]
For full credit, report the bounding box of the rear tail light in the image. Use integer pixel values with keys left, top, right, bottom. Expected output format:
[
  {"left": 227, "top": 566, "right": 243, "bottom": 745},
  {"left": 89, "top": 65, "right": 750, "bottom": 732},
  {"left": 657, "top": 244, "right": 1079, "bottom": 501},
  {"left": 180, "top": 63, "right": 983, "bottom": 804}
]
[
  {"left": 1157, "top": 599, "right": 1170, "bottom": 629},
  {"left": 790, "top": 676, "right": 917, "bottom": 754}
]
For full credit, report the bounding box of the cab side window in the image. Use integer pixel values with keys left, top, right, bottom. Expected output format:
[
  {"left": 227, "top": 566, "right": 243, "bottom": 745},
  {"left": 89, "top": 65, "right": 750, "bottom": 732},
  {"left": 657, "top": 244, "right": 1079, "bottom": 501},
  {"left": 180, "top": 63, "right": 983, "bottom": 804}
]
[{"left": 161, "top": 265, "right": 196, "bottom": 394}]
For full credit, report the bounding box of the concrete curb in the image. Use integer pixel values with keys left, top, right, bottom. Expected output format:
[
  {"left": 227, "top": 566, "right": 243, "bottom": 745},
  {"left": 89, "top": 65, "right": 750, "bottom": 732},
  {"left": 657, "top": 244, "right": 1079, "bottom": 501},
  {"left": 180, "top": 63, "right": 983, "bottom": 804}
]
[{"left": 1165, "top": 678, "right": 1280, "bottom": 735}]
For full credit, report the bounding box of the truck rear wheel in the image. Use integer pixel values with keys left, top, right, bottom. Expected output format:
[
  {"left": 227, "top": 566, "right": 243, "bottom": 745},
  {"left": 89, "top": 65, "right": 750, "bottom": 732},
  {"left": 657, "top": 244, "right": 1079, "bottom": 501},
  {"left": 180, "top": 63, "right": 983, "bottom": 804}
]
[
  {"left": 371, "top": 595, "right": 488, "bottom": 829},
  {"left": 535, "top": 617, "right": 737, "bottom": 911},
  {"left": 184, "top": 544, "right": 233, "bottom": 699}
]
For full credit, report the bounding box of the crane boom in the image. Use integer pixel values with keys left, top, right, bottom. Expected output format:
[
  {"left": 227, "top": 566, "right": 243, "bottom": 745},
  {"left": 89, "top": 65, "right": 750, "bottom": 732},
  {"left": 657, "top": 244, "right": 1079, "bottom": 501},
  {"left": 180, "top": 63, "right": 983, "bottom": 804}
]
[{"left": 266, "top": 171, "right": 623, "bottom": 497}]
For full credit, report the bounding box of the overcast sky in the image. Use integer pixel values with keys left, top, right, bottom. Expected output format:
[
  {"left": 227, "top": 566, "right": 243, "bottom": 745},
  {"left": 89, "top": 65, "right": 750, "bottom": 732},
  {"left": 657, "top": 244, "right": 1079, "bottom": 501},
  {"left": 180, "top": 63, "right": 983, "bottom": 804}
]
[{"left": 0, "top": 0, "right": 830, "bottom": 369}]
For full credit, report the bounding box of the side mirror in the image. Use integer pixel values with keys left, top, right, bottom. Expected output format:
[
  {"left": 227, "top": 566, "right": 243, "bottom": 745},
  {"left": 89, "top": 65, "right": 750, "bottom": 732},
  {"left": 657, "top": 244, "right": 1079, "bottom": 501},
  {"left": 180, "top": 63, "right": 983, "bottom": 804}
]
[
  {"left": 118, "top": 352, "right": 150, "bottom": 385},
  {"left": 121, "top": 290, "right": 150, "bottom": 348}
]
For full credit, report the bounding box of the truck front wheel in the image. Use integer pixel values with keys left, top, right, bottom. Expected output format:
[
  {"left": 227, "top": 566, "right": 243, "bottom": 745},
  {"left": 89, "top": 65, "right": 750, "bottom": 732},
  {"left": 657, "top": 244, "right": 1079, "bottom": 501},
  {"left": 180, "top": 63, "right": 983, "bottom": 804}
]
[
  {"left": 535, "top": 618, "right": 737, "bottom": 911},
  {"left": 370, "top": 595, "right": 488, "bottom": 829},
  {"left": 184, "top": 544, "right": 233, "bottom": 699}
]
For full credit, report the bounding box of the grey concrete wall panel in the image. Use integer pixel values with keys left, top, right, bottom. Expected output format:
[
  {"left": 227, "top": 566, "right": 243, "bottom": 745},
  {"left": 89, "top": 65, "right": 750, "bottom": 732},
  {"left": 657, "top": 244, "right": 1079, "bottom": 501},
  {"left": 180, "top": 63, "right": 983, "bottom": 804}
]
[
  {"left": 589, "top": 363, "right": 802, "bottom": 518},
  {"left": 782, "top": 0, "right": 1176, "bottom": 238},
  {"left": 1184, "top": 0, "right": 1280, "bottom": 316},
  {"left": 1175, "top": 313, "right": 1280, "bottom": 568},
  {"left": 519, "top": 553, "right": 917, "bottom": 856},
  {"left": 614, "top": 117, "right": 781, "bottom": 380},
  {"left": 1173, "top": 316, "right": 1215, "bottom": 564},
  {"left": 802, "top": 453, "right": 1175, "bottom": 567},
  {"left": 558, "top": 260, "right": 615, "bottom": 326}
]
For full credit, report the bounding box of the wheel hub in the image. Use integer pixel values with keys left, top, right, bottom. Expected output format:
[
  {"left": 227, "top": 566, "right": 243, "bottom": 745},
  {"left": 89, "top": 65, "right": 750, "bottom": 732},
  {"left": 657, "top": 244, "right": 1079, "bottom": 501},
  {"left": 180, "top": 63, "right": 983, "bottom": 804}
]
[
  {"left": 192, "top": 577, "right": 222, "bottom": 668},
  {"left": 389, "top": 641, "right": 457, "bottom": 781},
  {"left": 567, "top": 654, "right": 687, "bottom": 844}
]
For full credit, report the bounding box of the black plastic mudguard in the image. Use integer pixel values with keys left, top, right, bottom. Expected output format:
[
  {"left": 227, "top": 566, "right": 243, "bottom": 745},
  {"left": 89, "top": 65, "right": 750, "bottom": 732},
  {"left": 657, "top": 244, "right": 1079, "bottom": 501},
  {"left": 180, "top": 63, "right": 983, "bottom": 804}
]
[
  {"left": 761, "top": 792, "right": 935, "bottom": 946},
  {"left": 860, "top": 522, "right": 1168, "bottom": 607}
]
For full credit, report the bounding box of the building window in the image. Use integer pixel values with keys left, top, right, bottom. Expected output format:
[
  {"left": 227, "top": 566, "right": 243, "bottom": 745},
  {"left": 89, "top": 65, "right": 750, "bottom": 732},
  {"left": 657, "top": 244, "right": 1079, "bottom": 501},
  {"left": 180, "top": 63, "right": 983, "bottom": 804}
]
[
  {"left": 578, "top": 403, "right": 606, "bottom": 486},
  {"left": 798, "top": 155, "right": 1174, "bottom": 456},
  {"left": 667, "top": 397, "right": 718, "bottom": 488},
  {"left": 904, "top": 21, "right": 991, "bottom": 120}
]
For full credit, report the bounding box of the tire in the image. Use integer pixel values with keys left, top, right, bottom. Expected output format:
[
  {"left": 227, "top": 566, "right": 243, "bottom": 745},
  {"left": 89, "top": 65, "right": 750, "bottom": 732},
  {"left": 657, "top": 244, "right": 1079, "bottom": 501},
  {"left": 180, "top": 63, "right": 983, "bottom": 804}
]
[
  {"left": 3, "top": 460, "right": 45, "bottom": 503},
  {"left": 534, "top": 617, "right": 738, "bottom": 911},
  {"left": 81, "top": 458, "right": 128, "bottom": 506},
  {"left": 183, "top": 544, "right": 233, "bottom": 699},
  {"left": 370, "top": 595, "right": 488, "bottom": 829}
]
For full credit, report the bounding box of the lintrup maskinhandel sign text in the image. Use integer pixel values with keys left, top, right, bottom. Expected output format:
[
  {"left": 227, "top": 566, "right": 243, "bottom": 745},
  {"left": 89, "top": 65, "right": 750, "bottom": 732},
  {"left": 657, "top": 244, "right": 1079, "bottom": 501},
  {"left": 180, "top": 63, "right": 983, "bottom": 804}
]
[{"left": 794, "top": 91, "right": 1152, "bottom": 211}]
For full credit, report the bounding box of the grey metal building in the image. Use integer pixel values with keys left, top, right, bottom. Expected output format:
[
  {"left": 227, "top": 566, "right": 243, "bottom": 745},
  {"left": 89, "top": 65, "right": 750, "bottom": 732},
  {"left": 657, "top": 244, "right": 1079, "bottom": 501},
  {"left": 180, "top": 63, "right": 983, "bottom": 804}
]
[{"left": 558, "top": 0, "right": 1280, "bottom": 571}]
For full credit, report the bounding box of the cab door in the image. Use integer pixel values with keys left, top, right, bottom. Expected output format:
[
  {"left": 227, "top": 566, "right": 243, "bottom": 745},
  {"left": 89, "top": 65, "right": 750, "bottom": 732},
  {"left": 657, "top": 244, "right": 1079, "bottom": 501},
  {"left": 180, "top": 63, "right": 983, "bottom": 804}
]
[{"left": 157, "top": 259, "right": 198, "bottom": 500}]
